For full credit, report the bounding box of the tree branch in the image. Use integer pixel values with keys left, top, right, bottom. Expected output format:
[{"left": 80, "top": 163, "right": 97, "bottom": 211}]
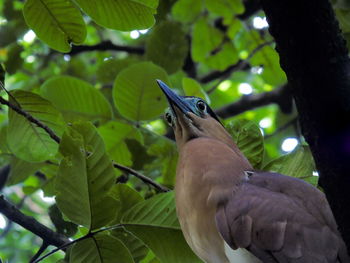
[
  {"left": 113, "top": 163, "right": 170, "bottom": 192},
  {"left": 216, "top": 84, "right": 292, "bottom": 118},
  {"left": 67, "top": 41, "right": 145, "bottom": 56},
  {"left": 0, "top": 97, "right": 61, "bottom": 144},
  {"left": 261, "top": 0, "right": 350, "bottom": 250},
  {"left": 0, "top": 195, "right": 69, "bottom": 248},
  {"left": 199, "top": 41, "right": 274, "bottom": 84}
]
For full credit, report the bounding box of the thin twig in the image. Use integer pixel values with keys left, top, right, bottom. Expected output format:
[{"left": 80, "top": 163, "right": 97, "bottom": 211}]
[
  {"left": 32, "top": 224, "right": 123, "bottom": 263},
  {"left": 30, "top": 241, "right": 49, "bottom": 263},
  {"left": 113, "top": 163, "right": 170, "bottom": 192},
  {"left": 0, "top": 96, "right": 61, "bottom": 143}
]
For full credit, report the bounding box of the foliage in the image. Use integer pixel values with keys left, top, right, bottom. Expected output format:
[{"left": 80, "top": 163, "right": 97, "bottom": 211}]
[{"left": 0, "top": 0, "right": 337, "bottom": 262}]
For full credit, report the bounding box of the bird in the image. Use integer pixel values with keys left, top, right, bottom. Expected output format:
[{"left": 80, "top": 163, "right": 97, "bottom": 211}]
[{"left": 156, "top": 79, "right": 349, "bottom": 263}]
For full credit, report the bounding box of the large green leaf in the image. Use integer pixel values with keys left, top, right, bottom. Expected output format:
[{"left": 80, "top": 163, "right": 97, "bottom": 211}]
[
  {"left": 98, "top": 121, "right": 143, "bottom": 166},
  {"left": 74, "top": 0, "right": 158, "bottom": 31},
  {"left": 182, "top": 77, "right": 210, "bottom": 103},
  {"left": 226, "top": 119, "right": 264, "bottom": 169},
  {"left": 171, "top": 0, "right": 204, "bottom": 23},
  {"left": 122, "top": 192, "right": 201, "bottom": 263},
  {"left": 109, "top": 183, "right": 143, "bottom": 224},
  {"left": 55, "top": 122, "right": 117, "bottom": 230},
  {"left": 192, "top": 17, "right": 223, "bottom": 63},
  {"left": 70, "top": 234, "right": 134, "bottom": 263},
  {"left": 112, "top": 228, "right": 149, "bottom": 262},
  {"left": 205, "top": 0, "right": 244, "bottom": 19},
  {"left": 7, "top": 90, "right": 65, "bottom": 163},
  {"left": 263, "top": 145, "right": 318, "bottom": 185},
  {"left": 113, "top": 62, "right": 169, "bottom": 121},
  {"left": 41, "top": 76, "right": 112, "bottom": 122},
  {"left": 146, "top": 21, "right": 188, "bottom": 74},
  {"left": 23, "top": 0, "right": 86, "bottom": 52},
  {"left": 7, "top": 157, "right": 44, "bottom": 185},
  {"left": 97, "top": 58, "right": 137, "bottom": 84}
]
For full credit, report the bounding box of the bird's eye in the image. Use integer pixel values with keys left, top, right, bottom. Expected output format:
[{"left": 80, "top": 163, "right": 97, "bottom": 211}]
[
  {"left": 165, "top": 112, "right": 173, "bottom": 125},
  {"left": 196, "top": 100, "right": 206, "bottom": 112}
]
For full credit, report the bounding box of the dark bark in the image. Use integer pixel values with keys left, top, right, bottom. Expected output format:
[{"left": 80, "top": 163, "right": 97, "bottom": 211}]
[{"left": 261, "top": 0, "right": 350, "bottom": 249}]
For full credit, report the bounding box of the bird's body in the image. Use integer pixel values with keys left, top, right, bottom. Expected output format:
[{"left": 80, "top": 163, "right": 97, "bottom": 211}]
[{"left": 156, "top": 80, "right": 349, "bottom": 263}]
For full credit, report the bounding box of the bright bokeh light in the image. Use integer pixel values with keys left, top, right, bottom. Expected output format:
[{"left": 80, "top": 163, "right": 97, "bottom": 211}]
[
  {"left": 130, "top": 30, "right": 140, "bottom": 39},
  {"left": 253, "top": 17, "right": 269, "bottom": 29},
  {"left": 63, "top": 55, "right": 71, "bottom": 61},
  {"left": 281, "top": 138, "right": 298, "bottom": 152},
  {"left": 139, "top": 29, "right": 149, "bottom": 34},
  {"left": 251, "top": 66, "right": 263, "bottom": 74},
  {"left": 313, "top": 171, "right": 319, "bottom": 176},
  {"left": 259, "top": 117, "right": 272, "bottom": 128},
  {"left": 26, "top": 55, "right": 35, "bottom": 63},
  {"left": 38, "top": 190, "right": 55, "bottom": 204},
  {"left": 0, "top": 214, "right": 7, "bottom": 229},
  {"left": 23, "top": 30, "right": 36, "bottom": 43},
  {"left": 238, "top": 83, "right": 253, "bottom": 95},
  {"left": 218, "top": 80, "right": 232, "bottom": 92}
]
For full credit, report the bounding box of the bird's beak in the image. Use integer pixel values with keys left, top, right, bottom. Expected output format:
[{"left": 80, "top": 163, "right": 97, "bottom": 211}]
[{"left": 156, "top": 79, "right": 192, "bottom": 117}]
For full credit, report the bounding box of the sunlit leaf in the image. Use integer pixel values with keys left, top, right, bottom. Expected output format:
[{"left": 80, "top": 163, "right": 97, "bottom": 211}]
[
  {"left": 113, "top": 62, "right": 169, "bottom": 121},
  {"left": 7, "top": 90, "right": 65, "bottom": 162},
  {"left": 263, "top": 145, "right": 317, "bottom": 185},
  {"left": 98, "top": 121, "right": 143, "bottom": 166},
  {"left": 171, "top": 0, "right": 203, "bottom": 23},
  {"left": 23, "top": 0, "right": 86, "bottom": 52},
  {"left": 41, "top": 76, "right": 112, "bottom": 122},
  {"left": 55, "top": 122, "right": 117, "bottom": 230},
  {"left": 226, "top": 119, "right": 264, "bottom": 169},
  {"left": 122, "top": 192, "right": 201, "bottom": 263},
  {"left": 205, "top": 0, "right": 245, "bottom": 18},
  {"left": 70, "top": 234, "right": 134, "bottom": 263},
  {"left": 74, "top": 0, "right": 158, "bottom": 31},
  {"left": 182, "top": 77, "right": 210, "bottom": 103},
  {"left": 146, "top": 21, "right": 188, "bottom": 74}
]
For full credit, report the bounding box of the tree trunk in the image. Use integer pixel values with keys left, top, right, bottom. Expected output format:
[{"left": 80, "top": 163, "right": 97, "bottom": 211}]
[{"left": 261, "top": 0, "right": 350, "bottom": 250}]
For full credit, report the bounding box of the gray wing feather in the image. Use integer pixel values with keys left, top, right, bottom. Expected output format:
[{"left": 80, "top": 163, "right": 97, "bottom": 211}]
[{"left": 215, "top": 171, "right": 349, "bottom": 263}]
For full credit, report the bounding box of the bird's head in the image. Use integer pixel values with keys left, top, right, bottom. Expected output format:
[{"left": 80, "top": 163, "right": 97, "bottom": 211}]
[{"left": 157, "top": 79, "right": 236, "bottom": 150}]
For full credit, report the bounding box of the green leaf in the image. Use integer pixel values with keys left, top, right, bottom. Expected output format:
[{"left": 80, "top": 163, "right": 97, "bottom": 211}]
[
  {"left": 98, "top": 121, "right": 143, "bottom": 166},
  {"left": 147, "top": 138, "right": 178, "bottom": 186},
  {"left": 7, "top": 90, "right": 65, "bottom": 163},
  {"left": 250, "top": 45, "right": 287, "bottom": 86},
  {"left": 122, "top": 192, "right": 201, "bottom": 263},
  {"left": 74, "top": 0, "right": 158, "bottom": 31},
  {"left": 7, "top": 157, "right": 44, "bottom": 185},
  {"left": 205, "top": 0, "right": 244, "bottom": 19},
  {"left": 23, "top": 0, "right": 86, "bottom": 52},
  {"left": 49, "top": 204, "right": 78, "bottom": 237},
  {"left": 191, "top": 17, "right": 224, "bottom": 63},
  {"left": 263, "top": 145, "right": 317, "bottom": 185},
  {"left": 205, "top": 42, "right": 239, "bottom": 71},
  {"left": 108, "top": 183, "right": 143, "bottom": 224},
  {"left": 41, "top": 76, "right": 112, "bottom": 122},
  {"left": 182, "top": 77, "right": 210, "bottom": 103},
  {"left": 97, "top": 58, "right": 137, "bottom": 84},
  {"left": 146, "top": 21, "right": 188, "bottom": 74},
  {"left": 55, "top": 122, "right": 117, "bottom": 230},
  {"left": 226, "top": 119, "right": 264, "bottom": 169},
  {"left": 70, "top": 234, "right": 134, "bottom": 263},
  {"left": 112, "top": 228, "right": 149, "bottom": 262},
  {"left": 113, "top": 62, "right": 169, "bottom": 121},
  {"left": 171, "top": 0, "right": 204, "bottom": 23}
]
